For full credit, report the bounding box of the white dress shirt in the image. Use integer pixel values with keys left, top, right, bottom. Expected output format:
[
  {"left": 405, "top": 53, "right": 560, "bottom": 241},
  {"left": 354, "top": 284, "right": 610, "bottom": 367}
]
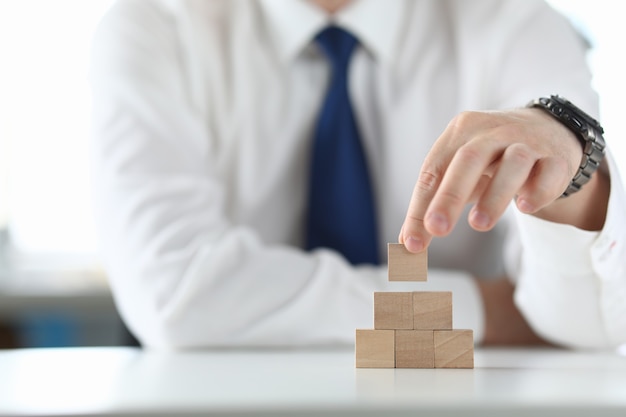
[{"left": 89, "top": 0, "right": 626, "bottom": 349}]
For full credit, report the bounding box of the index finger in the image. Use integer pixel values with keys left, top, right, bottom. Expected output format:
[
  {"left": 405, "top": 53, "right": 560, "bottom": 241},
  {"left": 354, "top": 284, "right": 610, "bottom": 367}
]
[
  {"left": 399, "top": 110, "right": 475, "bottom": 252},
  {"left": 399, "top": 166, "right": 441, "bottom": 253}
]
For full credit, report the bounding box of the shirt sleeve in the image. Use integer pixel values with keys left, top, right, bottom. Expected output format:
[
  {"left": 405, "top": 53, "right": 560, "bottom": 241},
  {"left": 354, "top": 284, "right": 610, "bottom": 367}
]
[
  {"left": 512, "top": 150, "right": 626, "bottom": 349},
  {"left": 88, "top": 1, "right": 358, "bottom": 348}
]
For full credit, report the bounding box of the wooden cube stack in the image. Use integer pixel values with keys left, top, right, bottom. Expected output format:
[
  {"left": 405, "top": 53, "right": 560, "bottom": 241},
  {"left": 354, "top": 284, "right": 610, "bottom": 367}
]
[{"left": 355, "top": 243, "right": 474, "bottom": 368}]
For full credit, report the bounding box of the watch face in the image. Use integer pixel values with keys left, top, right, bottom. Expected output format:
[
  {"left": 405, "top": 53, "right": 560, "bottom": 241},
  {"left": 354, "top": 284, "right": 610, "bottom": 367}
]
[{"left": 553, "top": 95, "right": 603, "bottom": 132}]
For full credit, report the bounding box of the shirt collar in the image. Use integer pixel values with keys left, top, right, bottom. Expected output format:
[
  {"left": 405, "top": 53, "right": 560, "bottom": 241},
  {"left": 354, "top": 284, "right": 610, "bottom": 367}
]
[{"left": 258, "top": 0, "right": 404, "bottom": 65}]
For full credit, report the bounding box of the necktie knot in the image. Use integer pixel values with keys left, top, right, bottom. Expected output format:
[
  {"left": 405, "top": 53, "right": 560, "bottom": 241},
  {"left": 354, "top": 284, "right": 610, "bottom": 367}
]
[{"left": 315, "top": 26, "right": 358, "bottom": 73}]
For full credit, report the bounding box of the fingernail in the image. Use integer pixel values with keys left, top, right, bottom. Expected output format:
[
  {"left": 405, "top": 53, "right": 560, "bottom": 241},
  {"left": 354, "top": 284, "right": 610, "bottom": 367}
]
[
  {"left": 517, "top": 198, "right": 534, "bottom": 213},
  {"left": 471, "top": 210, "right": 490, "bottom": 229},
  {"left": 426, "top": 212, "right": 449, "bottom": 234},
  {"left": 406, "top": 236, "right": 424, "bottom": 252}
]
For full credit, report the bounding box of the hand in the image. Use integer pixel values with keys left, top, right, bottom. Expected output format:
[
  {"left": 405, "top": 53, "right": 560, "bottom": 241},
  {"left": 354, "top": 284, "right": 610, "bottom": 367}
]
[{"left": 399, "top": 108, "right": 586, "bottom": 252}]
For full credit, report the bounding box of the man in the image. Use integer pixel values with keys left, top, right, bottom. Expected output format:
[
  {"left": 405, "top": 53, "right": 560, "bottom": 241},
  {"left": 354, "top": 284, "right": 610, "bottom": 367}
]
[{"left": 90, "top": 0, "right": 625, "bottom": 349}]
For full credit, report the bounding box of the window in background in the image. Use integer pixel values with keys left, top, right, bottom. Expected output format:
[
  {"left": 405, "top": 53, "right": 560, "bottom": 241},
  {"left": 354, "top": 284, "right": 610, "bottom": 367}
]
[
  {"left": 0, "top": 1, "right": 119, "bottom": 348},
  {"left": 0, "top": 1, "right": 623, "bottom": 264},
  {"left": 0, "top": 1, "right": 113, "bottom": 260}
]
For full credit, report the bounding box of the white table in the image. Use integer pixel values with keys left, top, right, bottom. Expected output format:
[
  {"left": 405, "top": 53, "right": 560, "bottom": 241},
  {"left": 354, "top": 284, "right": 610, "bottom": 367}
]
[{"left": 1, "top": 346, "right": 625, "bottom": 417}]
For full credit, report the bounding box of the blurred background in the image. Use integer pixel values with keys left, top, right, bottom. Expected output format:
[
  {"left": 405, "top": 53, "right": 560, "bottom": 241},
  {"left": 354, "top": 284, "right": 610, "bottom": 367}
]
[{"left": 0, "top": 0, "right": 624, "bottom": 348}]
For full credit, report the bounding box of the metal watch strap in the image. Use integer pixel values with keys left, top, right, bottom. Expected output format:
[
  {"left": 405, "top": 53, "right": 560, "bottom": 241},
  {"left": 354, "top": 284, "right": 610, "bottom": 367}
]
[{"left": 527, "top": 95, "right": 606, "bottom": 197}]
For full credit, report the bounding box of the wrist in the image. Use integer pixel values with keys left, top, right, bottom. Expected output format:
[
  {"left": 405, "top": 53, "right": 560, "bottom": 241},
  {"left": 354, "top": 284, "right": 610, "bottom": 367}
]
[
  {"left": 527, "top": 95, "right": 606, "bottom": 197},
  {"left": 534, "top": 161, "right": 609, "bottom": 231}
]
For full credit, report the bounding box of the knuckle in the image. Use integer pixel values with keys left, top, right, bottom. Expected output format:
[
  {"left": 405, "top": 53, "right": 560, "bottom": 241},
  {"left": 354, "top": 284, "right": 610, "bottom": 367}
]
[
  {"left": 504, "top": 143, "right": 535, "bottom": 165},
  {"left": 450, "top": 110, "right": 480, "bottom": 128},
  {"left": 456, "top": 143, "right": 483, "bottom": 165},
  {"left": 405, "top": 213, "right": 426, "bottom": 225},
  {"left": 446, "top": 112, "right": 473, "bottom": 138},
  {"left": 416, "top": 169, "right": 440, "bottom": 193},
  {"left": 437, "top": 188, "right": 466, "bottom": 205}
]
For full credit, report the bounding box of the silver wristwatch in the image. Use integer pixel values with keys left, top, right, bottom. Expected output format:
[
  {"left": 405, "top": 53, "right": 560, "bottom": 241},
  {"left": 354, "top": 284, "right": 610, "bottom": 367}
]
[{"left": 527, "top": 95, "right": 606, "bottom": 197}]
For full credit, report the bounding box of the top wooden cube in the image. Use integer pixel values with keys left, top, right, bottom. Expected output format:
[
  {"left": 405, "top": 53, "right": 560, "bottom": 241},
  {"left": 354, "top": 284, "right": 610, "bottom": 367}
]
[{"left": 388, "top": 243, "right": 427, "bottom": 281}]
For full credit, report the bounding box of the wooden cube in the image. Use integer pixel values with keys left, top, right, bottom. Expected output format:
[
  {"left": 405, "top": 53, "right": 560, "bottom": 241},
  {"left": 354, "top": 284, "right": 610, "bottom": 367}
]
[
  {"left": 355, "top": 329, "right": 395, "bottom": 368},
  {"left": 374, "top": 292, "right": 413, "bottom": 330},
  {"left": 388, "top": 243, "right": 427, "bottom": 281},
  {"left": 434, "top": 329, "right": 474, "bottom": 369},
  {"left": 412, "top": 292, "right": 453, "bottom": 330},
  {"left": 395, "top": 330, "right": 434, "bottom": 368}
]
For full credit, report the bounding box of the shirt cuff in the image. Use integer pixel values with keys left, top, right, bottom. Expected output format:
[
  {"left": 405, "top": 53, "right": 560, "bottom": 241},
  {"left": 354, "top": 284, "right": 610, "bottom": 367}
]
[
  {"left": 513, "top": 149, "right": 625, "bottom": 278},
  {"left": 514, "top": 212, "right": 598, "bottom": 276},
  {"left": 590, "top": 150, "right": 626, "bottom": 281}
]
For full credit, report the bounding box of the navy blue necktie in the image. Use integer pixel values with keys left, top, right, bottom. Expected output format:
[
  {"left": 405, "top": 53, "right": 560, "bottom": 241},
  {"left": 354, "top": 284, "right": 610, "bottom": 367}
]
[{"left": 305, "top": 26, "right": 379, "bottom": 265}]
